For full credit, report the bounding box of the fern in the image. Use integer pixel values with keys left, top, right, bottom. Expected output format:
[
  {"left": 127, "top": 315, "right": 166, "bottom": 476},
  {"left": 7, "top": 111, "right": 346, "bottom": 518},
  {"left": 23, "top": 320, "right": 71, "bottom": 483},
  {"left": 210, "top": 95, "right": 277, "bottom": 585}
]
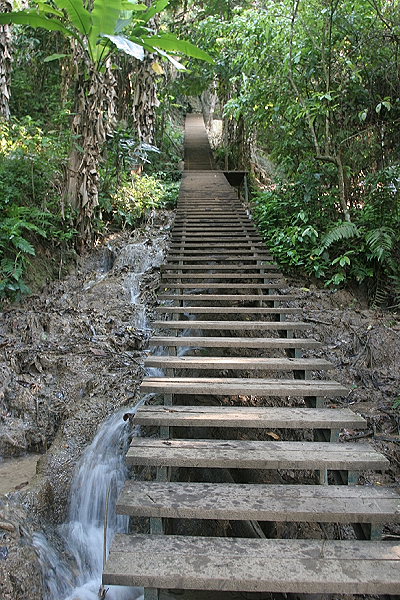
[
  {"left": 319, "top": 221, "right": 359, "bottom": 250},
  {"left": 365, "top": 226, "right": 395, "bottom": 263}
]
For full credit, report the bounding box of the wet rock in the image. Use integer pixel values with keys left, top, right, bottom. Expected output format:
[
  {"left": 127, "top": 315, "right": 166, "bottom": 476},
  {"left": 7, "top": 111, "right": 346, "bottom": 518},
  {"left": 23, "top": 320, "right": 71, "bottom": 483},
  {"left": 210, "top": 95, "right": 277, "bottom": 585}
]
[{"left": 0, "top": 502, "right": 44, "bottom": 600}]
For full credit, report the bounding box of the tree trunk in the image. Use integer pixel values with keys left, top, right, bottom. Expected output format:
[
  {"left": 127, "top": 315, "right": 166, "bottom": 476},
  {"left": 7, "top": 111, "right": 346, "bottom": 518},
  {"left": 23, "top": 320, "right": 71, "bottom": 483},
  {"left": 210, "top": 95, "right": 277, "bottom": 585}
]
[
  {"left": 0, "top": 0, "right": 13, "bottom": 120},
  {"left": 132, "top": 54, "right": 159, "bottom": 144},
  {"left": 64, "top": 67, "right": 107, "bottom": 243}
]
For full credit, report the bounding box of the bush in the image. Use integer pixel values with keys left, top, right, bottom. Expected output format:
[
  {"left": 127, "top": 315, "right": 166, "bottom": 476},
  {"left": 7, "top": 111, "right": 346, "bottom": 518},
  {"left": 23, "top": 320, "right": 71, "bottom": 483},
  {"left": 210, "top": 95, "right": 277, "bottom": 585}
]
[
  {"left": 252, "top": 164, "right": 400, "bottom": 306},
  {"left": 0, "top": 117, "right": 75, "bottom": 303},
  {"left": 110, "top": 174, "right": 178, "bottom": 228}
]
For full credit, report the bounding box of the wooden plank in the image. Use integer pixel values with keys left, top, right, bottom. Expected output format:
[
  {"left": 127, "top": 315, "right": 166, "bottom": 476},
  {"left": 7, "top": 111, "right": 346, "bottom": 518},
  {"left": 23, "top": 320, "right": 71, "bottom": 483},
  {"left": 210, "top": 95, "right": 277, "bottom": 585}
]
[
  {"left": 149, "top": 336, "right": 322, "bottom": 349},
  {"left": 104, "top": 534, "right": 400, "bottom": 594},
  {"left": 166, "top": 249, "right": 270, "bottom": 255},
  {"left": 161, "top": 264, "right": 279, "bottom": 271},
  {"left": 127, "top": 438, "right": 387, "bottom": 471},
  {"left": 152, "top": 320, "right": 309, "bottom": 330},
  {"left": 160, "top": 273, "right": 279, "bottom": 279},
  {"left": 158, "top": 294, "right": 296, "bottom": 301},
  {"left": 165, "top": 255, "right": 274, "bottom": 262},
  {"left": 117, "top": 481, "right": 398, "bottom": 522},
  {"left": 159, "top": 284, "right": 286, "bottom": 289},
  {"left": 155, "top": 306, "right": 299, "bottom": 314},
  {"left": 140, "top": 377, "right": 348, "bottom": 397},
  {"left": 134, "top": 406, "right": 365, "bottom": 429},
  {"left": 144, "top": 356, "right": 333, "bottom": 371}
]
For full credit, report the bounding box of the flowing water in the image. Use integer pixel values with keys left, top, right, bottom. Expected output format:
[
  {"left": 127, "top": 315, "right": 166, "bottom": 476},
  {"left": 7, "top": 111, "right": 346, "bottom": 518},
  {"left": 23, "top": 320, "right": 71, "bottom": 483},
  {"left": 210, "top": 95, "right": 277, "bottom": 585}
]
[
  {"left": 32, "top": 240, "right": 166, "bottom": 600},
  {"left": 34, "top": 399, "right": 149, "bottom": 600}
]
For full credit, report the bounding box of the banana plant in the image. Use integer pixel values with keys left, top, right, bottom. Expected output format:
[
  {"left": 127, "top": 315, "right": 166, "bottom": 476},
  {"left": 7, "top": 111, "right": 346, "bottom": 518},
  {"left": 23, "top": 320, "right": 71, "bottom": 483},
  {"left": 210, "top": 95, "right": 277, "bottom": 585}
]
[{"left": 0, "top": 0, "right": 212, "bottom": 241}]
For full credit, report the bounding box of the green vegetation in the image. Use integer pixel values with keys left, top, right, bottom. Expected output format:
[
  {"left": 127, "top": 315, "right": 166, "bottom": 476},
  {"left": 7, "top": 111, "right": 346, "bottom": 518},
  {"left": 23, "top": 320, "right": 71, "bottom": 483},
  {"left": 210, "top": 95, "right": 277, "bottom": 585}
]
[
  {"left": 0, "top": 0, "right": 212, "bottom": 304},
  {"left": 172, "top": 0, "right": 400, "bottom": 305},
  {"left": 1, "top": 0, "right": 399, "bottom": 307}
]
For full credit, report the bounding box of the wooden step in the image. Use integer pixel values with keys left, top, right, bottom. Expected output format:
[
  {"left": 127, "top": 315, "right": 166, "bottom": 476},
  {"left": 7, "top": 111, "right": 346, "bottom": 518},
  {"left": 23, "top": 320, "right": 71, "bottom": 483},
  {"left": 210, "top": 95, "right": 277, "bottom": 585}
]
[
  {"left": 153, "top": 320, "right": 308, "bottom": 331},
  {"left": 167, "top": 249, "right": 269, "bottom": 255},
  {"left": 165, "top": 255, "right": 274, "bottom": 262},
  {"left": 169, "top": 244, "right": 265, "bottom": 249},
  {"left": 161, "top": 273, "right": 278, "bottom": 280},
  {"left": 155, "top": 307, "right": 299, "bottom": 314},
  {"left": 140, "top": 377, "right": 347, "bottom": 397},
  {"left": 160, "top": 284, "right": 285, "bottom": 291},
  {"left": 158, "top": 294, "right": 295, "bottom": 301},
  {"left": 144, "top": 356, "right": 332, "bottom": 371},
  {"left": 149, "top": 336, "right": 322, "bottom": 349},
  {"left": 104, "top": 534, "right": 400, "bottom": 594},
  {"left": 161, "top": 264, "right": 279, "bottom": 271},
  {"left": 134, "top": 405, "right": 364, "bottom": 429},
  {"left": 117, "top": 481, "right": 399, "bottom": 523},
  {"left": 127, "top": 438, "right": 386, "bottom": 470}
]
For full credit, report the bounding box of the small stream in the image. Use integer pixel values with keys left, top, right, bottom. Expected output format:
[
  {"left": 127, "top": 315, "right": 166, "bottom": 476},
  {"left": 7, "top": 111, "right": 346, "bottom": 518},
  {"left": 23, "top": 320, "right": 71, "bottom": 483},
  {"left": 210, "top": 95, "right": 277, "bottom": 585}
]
[
  {"left": 34, "top": 400, "right": 151, "bottom": 600},
  {"left": 32, "top": 240, "right": 167, "bottom": 599}
]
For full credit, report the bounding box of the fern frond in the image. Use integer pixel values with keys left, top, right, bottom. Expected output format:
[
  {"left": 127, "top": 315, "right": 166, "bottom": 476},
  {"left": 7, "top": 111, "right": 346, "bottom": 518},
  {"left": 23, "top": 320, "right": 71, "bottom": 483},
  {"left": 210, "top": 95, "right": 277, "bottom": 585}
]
[
  {"left": 365, "top": 226, "right": 395, "bottom": 263},
  {"left": 320, "top": 221, "right": 359, "bottom": 250}
]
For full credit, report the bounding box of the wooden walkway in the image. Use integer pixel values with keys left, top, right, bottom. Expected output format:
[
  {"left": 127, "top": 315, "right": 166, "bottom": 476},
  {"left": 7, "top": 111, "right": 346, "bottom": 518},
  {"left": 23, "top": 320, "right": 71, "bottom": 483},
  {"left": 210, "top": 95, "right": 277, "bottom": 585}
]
[{"left": 103, "top": 115, "right": 400, "bottom": 598}]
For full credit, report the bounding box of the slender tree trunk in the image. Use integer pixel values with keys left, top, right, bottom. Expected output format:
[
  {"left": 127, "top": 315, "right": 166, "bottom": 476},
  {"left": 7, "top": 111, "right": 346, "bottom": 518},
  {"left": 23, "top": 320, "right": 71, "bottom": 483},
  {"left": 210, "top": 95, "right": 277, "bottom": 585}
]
[
  {"left": 0, "top": 0, "right": 13, "bottom": 120},
  {"left": 132, "top": 53, "right": 159, "bottom": 144},
  {"left": 64, "top": 67, "right": 107, "bottom": 242}
]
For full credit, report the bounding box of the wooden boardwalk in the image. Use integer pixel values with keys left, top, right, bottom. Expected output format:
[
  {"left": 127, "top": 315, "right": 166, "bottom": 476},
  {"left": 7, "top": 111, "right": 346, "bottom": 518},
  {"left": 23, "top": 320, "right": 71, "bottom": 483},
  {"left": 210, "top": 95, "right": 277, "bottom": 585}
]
[{"left": 103, "top": 115, "right": 400, "bottom": 598}]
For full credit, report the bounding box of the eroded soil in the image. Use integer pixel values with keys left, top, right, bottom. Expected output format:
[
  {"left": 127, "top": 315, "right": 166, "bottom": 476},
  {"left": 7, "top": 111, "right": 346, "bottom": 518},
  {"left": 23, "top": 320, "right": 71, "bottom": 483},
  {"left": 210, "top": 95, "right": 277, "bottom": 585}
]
[{"left": 0, "top": 205, "right": 399, "bottom": 600}]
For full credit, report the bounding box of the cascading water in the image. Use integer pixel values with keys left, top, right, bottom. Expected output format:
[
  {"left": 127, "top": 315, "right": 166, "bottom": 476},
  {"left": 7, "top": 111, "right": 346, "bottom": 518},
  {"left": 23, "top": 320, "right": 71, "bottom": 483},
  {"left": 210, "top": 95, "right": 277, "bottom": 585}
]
[
  {"left": 32, "top": 239, "right": 168, "bottom": 600},
  {"left": 60, "top": 402, "right": 144, "bottom": 600},
  {"left": 34, "top": 398, "right": 149, "bottom": 600}
]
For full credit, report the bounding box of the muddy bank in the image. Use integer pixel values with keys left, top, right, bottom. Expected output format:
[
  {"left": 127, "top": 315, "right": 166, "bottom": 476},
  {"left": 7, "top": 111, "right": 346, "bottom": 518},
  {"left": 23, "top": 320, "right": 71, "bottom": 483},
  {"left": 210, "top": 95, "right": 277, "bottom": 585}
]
[{"left": 0, "top": 211, "right": 173, "bottom": 600}]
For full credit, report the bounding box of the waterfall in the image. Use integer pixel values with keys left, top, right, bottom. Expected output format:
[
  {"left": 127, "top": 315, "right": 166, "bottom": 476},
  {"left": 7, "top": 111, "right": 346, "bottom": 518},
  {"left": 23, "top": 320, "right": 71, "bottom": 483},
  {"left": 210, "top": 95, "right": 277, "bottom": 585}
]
[
  {"left": 34, "top": 398, "right": 151, "bottom": 600},
  {"left": 60, "top": 400, "right": 148, "bottom": 600}
]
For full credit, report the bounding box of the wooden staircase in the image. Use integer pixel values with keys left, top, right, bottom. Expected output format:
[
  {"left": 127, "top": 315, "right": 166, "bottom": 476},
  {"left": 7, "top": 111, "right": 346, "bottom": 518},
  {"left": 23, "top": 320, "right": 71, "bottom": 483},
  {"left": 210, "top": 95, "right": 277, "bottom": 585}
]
[{"left": 103, "top": 114, "right": 400, "bottom": 598}]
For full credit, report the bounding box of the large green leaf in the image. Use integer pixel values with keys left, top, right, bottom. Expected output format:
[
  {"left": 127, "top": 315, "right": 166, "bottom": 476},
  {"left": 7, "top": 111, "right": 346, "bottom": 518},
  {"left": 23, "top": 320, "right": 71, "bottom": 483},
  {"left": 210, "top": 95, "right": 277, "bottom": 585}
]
[
  {"left": 154, "top": 47, "right": 186, "bottom": 71},
  {"left": 139, "top": 0, "right": 169, "bottom": 24},
  {"left": 102, "top": 34, "right": 144, "bottom": 60},
  {"left": 89, "top": 0, "right": 125, "bottom": 61},
  {"left": 0, "top": 10, "right": 77, "bottom": 38},
  {"left": 55, "top": 0, "right": 91, "bottom": 36},
  {"left": 120, "top": 2, "right": 147, "bottom": 11},
  {"left": 143, "top": 33, "right": 214, "bottom": 62}
]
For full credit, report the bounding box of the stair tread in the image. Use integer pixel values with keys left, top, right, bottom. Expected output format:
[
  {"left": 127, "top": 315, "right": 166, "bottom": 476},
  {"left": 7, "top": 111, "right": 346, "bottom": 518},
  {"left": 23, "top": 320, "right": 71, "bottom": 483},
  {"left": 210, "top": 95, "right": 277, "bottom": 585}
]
[
  {"left": 153, "top": 320, "right": 309, "bottom": 330},
  {"left": 155, "top": 306, "right": 299, "bottom": 314},
  {"left": 117, "top": 481, "right": 399, "bottom": 522},
  {"left": 140, "top": 376, "right": 348, "bottom": 396},
  {"left": 127, "top": 438, "right": 387, "bottom": 470},
  {"left": 103, "top": 534, "right": 400, "bottom": 594},
  {"left": 144, "top": 356, "right": 333, "bottom": 370},
  {"left": 149, "top": 336, "right": 322, "bottom": 348},
  {"left": 134, "top": 405, "right": 365, "bottom": 428},
  {"left": 158, "top": 294, "right": 296, "bottom": 300},
  {"left": 161, "top": 273, "right": 280, "bottom": 279},
  {"left": 161, "top": 264, "right": 279, "bottom": 270}
]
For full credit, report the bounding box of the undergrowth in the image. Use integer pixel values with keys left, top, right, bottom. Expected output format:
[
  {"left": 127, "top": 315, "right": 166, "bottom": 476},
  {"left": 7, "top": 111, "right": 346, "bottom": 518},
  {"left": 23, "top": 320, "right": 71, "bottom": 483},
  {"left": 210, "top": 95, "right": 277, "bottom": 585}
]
[{"left": 253, "top": 164, "right": 400, "bottom": 307}]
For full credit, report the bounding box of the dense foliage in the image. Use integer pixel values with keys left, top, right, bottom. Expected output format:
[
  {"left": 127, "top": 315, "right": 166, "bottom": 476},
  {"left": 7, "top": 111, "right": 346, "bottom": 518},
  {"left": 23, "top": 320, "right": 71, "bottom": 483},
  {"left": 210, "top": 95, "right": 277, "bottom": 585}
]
[
  {"left": 173, "top": 0, "right": 400, "bottom": 305},
  {"left": 0, "top": 0, "right": 206, "bottom": 303}
]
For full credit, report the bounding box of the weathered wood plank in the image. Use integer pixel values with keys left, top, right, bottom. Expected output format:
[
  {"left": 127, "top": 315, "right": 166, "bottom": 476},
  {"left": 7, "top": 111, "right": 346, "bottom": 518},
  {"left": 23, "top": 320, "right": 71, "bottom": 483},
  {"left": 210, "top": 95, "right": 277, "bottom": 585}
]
[
  {"left": 134, "top": 406, "right": 365, "bottom": 429},
  {"left": 117, "top": 481, "right": 399, "bottom": 522},
  {"left": 149, "top": 336, "right": 322, "bottom": 348},
  {"left": 103, "top": 534, "right": 400, "bottom": 594},
  {"left": 153, "top": 320, "right": 308, "bottom": 330},
  {"left": 155, "top": 306, "right": 299, "bottom": 314},
  {"left": 161, "top": 264, "right": 279, "bottom": 271},
  {"left": 144, "top": 356, "right": 332, "bottom": 371},
  {"left": 140, "top": 376, "right": 347, "bottom": 396},
  {"left": 158, "top": 294, "right": 296, "bottom": 301},
  {"left": 160, "top": 273, "right": 279, "bottom": 279},
  {"left": 127, "top": 438, "right": 387, "bottom": 470}
]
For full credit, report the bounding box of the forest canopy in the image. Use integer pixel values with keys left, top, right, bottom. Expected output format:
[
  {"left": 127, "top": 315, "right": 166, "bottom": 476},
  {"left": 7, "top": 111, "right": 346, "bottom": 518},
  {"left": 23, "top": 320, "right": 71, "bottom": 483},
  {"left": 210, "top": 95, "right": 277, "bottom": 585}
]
[{"left": 0, "top": 0, "right": 399, "bottom": 306}]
